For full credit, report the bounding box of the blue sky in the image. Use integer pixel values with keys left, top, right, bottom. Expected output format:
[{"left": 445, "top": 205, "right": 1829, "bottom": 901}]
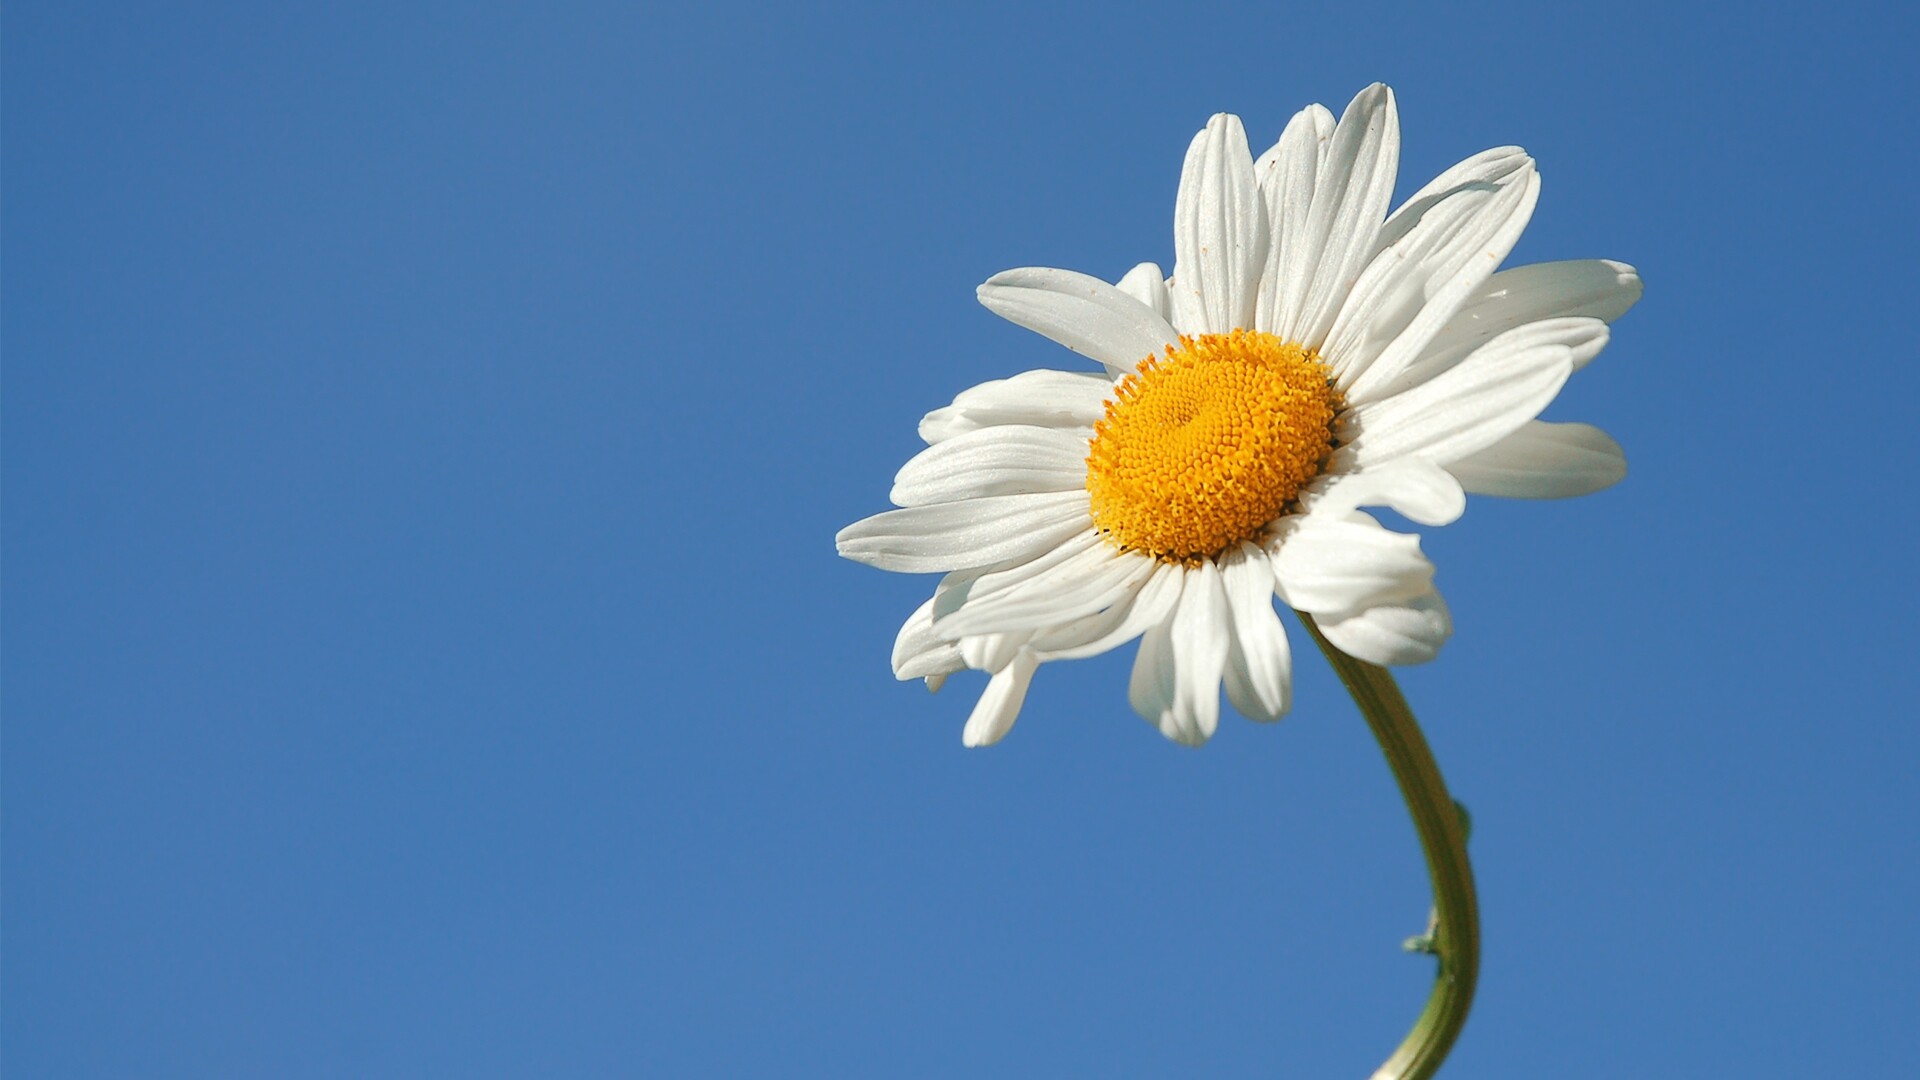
[{"left": 7, "top": 1, "right": 1917, "bottom": 1076}]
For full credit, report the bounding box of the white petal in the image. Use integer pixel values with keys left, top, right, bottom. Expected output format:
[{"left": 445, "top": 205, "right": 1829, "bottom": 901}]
[
  {"left": 1396, "top": 306, "right": 1613, "bottom": 396},
  {"left": 1270, "top": 516, "right": 1435, "bottom": 620},
  {"left": 1332, "top": 155, "right": 1541, "bottom": 403},
  {"left": 1430, "top": 315, "right": 1608, "bottom": 378},
  {"left": 929, "top": 564, "right": 989, "bottom": 622},
  {"left": 1254, "top": 104, "right": 1337, "bottom": 334},
  {"left": 936, "top": 541, "right": 1153, "bottom": 637},
  {"left": 890, "top": 425, "right": 1089, "bottom": 506},
  {"left": 978, "top": 267, "right": 1179, "bottom": 376},
  {"left": 1128, "top": 580, "right": 1181, "bottom": 737},
  {"left": 1375, "top": 146, "right": 1532, "bottom": 251},
  {"left": 1162, "top": 559, "right": 1231, "bottom": 745},
  {"left": 1341, "top": 323, "right": 1574, "bottom": 468},
  {"left": 836, "top": 491, "right": 1091, "bottom": 574},
  {"left": 1170, "top": 114, "right": 1267, "bottom": 334},
  {"left": 1115, "top": 261, "right": 1172, "bottom": 322},
  {"left": 1030, "top": 560, "right": 1182, "bottom": 661},
  {"left": 1219, "top": 542, "right": 1291, "bottom": 722},
  {"left": 893, "top": 596, "right": 966, "bottom": 681},
  {"left": 959, "top": 630, "right": 1031, "bottom": 674},
  {"left": 1424, "top": 259, "right": 1642, "bottom": 375},
  {"left": 962, "top": 650, "right": 1039, "bottom": 748},
  {"left": 935, "top": 529, "right": 1103, "bottom": 620},
  {"left": 917, "top": 369, "right": 1115, "bottom": 444},
  {"left": 1302, "top": 457, "right": 1466, "bottom": 526},
  {"left": 1446, "top": 420, "right": 1627, "bottom": 499},
  {"left": 1278, "top": 84, "right": 1400, "bottom": 348},
  {"left": 1315, "top": 586, "right": 1451, "bottom": 666}
]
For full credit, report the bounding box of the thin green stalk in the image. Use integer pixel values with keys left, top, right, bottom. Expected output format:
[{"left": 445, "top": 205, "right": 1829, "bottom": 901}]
[{"left": 1298, "top": 613, "right": 1479, "bottom": 1080}]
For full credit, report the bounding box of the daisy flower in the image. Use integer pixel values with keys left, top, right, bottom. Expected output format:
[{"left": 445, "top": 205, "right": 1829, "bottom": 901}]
[{"left": 837, "top": 84, "right": 1639, "bottom": 747}]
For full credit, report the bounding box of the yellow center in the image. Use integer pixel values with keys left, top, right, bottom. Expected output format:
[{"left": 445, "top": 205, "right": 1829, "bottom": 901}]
[{"left": 1085, "top": 330, "right": 1340, "bottom": 563}]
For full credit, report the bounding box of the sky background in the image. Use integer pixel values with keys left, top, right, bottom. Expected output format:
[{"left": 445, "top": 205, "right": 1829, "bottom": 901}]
[{"left": 7, "top": 2, "right": 1918, "bottom": 1076}]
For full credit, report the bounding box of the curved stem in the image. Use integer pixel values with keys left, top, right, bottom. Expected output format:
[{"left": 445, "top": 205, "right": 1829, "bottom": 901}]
[{"left": 1298, "top": 613, "right": 1479, "bottom": 1080}]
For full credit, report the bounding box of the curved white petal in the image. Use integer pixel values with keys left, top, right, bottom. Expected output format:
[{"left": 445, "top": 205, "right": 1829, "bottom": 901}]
[
  {"left": 962, "top": 650, "right": 1039, "bottom": 748},
  {"left": 1162, "top": 559, "right": 1231, "bottom": 745},
  {"left": 935, "top": 541, "right": 1153, "bottom": 638},
  {"left": 1269, "top": 516, "right": 1435, "bottom": 620},
  {"left": 1115, "top": 261, "right": 1172, "bottom": 322},
  {"left": 978, "top": 267, "right": 1178, "bottom": 376},
  {"left": 1254, "top": 104, "right": 1338, "bottom": 334},
  {"left": 1341, "top": 323, "right": 1573, "bottom": 469},
  {"left": 893, "top": 596, "right": 966, "bottom": 681},
  {"left": 1446, "top": 420, "right": 1627, "bottom": 498},
  {"left": 1219, "top": 542, "right": 1291, "bottom": 722},
  {"left": 1127, "top": 568, "right": 1186, "bottom": 734},
  {"left": 835, "top": 491, "right": 1091, "bottom": 574},
  {"left": 1278, "top": 84, "right": 1400, "bottom": 349},
  {"left": 918, "top": 368, "right": 1115, "bottom": 444},
  {"left": 929, "top": 563, "right": 989, "bottom": 622},
  {"left": 1030, "top": 560, "right": 1181, "bottom": 661},
  {"left": 1395, "top": 308, "right": 1612, "bottom": 397},
  {"left": 1332, "top": 155, "right": 1540, "bottom": 403},
  {"left": 1423, "top": 259, "right": 1642, "bottom": 376},
  {"left": 1302, "top": 457, "right": 1466, "bottom": 526},
  {"left": 1170, "top": 114, "right": 1267, "bottom": 335},
  {"left": 933, "top": 529, "right": 1103, "bottom": 622},
  {"left": 1431, "top": 315, "right": 1608, "bottom": 376},
  {"left": 959, "top": 630, "right": 1032, "bottom": 674},
  {"left": 891, "top": 425, "right": 1089, "bottom": 506},
  {"left": 1375, "top": 146, "right": 1531, "bottom": 251},
  {"left": 1315, "top": 586, "right": 1451, "bottom": 666}
]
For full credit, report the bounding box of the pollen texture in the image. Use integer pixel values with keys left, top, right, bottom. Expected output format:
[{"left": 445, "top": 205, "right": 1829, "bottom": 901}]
[{"left": 1085, "top": 330, "right": 1339, "bottom": 563}]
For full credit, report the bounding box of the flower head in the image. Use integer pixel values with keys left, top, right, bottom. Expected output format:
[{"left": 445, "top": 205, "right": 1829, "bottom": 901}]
[{"left": 837, "top": 84, "right": 1639, "bottom": 747}]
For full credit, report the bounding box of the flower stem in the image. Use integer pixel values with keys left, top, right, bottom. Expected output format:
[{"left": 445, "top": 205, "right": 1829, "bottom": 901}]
[{"left": 1298, "top": 613, "right": 1479, "bottom": 1080}]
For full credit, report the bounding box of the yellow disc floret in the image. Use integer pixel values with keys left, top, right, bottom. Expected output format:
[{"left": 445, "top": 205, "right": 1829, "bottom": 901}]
[{"left": 1085, "top": 330, "right": 1340, "bottom": 563}]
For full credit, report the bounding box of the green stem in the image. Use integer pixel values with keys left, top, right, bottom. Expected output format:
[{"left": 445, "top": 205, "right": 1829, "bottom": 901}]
[{"left": 1298, "top": 613, "right": 1479, "bottom": 1080}]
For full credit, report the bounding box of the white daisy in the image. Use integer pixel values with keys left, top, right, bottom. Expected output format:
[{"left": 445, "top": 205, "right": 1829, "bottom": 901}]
[{"left": 837, "top": 84, "right": 1639, "bottom": 748}]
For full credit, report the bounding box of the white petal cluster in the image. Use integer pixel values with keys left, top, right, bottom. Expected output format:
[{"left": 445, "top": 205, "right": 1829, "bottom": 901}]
[{"left": 838, "top": 85, "right": 1639, "bottom": 747}]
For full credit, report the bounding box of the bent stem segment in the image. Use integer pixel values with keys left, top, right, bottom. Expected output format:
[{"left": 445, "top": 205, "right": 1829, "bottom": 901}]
[{"left": 1298, "top": 613, "right": 1479, "bottom": 1080}]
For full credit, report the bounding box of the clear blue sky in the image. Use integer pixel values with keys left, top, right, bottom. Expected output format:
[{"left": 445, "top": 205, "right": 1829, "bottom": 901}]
[{"left": 7, "top": 2, "right": 1916, "bottom": 1076}]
